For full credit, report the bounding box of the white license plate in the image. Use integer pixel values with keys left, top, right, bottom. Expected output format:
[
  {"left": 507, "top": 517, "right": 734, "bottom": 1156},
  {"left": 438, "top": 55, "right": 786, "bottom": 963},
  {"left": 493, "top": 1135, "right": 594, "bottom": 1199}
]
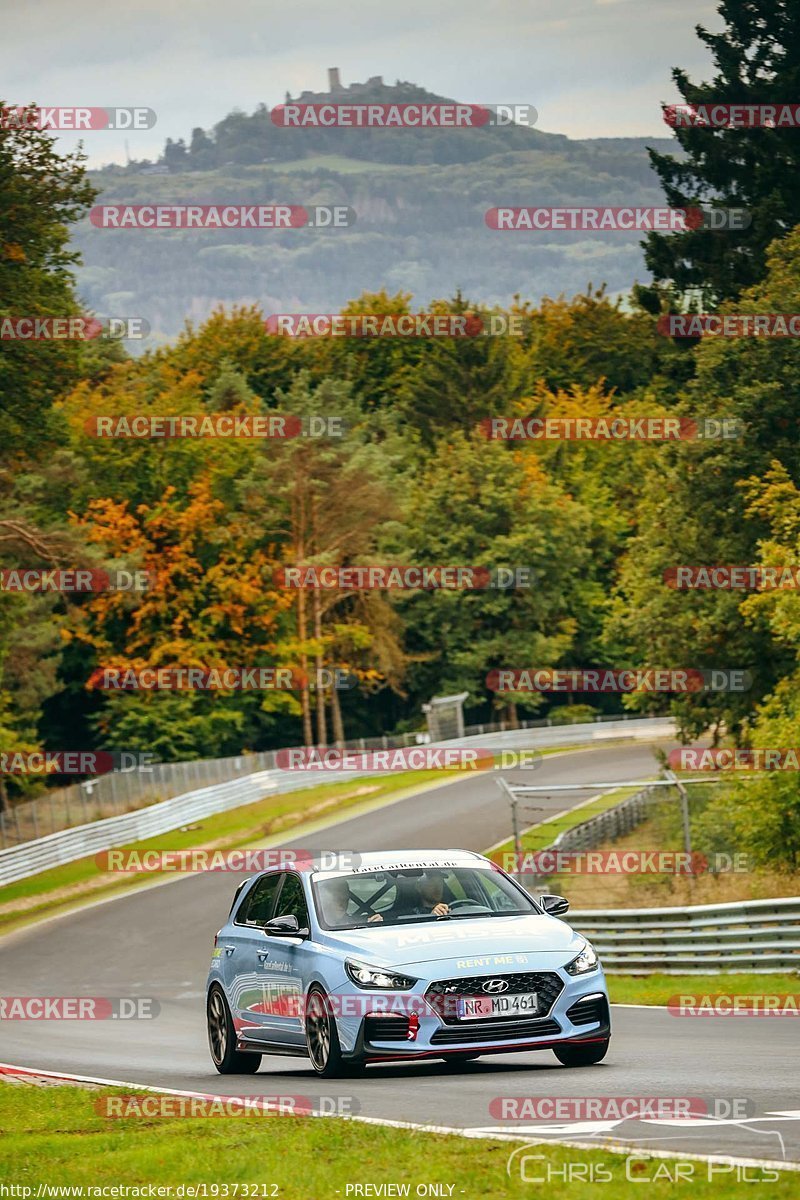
[{"left": 455, "top": 991, "right": 539, "bottom": 1020}]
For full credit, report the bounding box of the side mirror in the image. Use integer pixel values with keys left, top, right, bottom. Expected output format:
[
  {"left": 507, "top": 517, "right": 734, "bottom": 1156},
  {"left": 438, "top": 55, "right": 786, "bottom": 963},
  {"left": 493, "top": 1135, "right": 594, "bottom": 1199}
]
[
  {"left": 541, "top": 894, "right": 569, "bottom": 916},
  {"left": 264, "top": 914, "right": 308, "bottom": 936}
]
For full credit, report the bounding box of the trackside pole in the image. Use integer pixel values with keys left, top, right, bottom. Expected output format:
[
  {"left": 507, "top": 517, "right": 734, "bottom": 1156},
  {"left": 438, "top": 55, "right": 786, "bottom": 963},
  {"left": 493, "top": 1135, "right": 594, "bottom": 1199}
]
[
  {"left": 665, "top": 769, "right": 693, "bottom": 858},
  {"left": 497, "top": 776, "right": 523, "bottom": 866}
]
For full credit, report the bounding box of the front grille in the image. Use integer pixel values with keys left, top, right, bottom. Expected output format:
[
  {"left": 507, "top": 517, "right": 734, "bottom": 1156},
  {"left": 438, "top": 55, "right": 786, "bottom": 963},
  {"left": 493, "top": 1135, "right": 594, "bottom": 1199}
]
[
  {"left": 364, "top": 1014, "right": 409, "bottom": 1042},
  {"left": 425, "top": 972, "right": 564, "bottom": 1024},
  {"left": 565, "top": 994, "right": 609, "bottom": 1027},
  {"left": 431, "top": 1017, "right": 561, "bottom": 1045}
]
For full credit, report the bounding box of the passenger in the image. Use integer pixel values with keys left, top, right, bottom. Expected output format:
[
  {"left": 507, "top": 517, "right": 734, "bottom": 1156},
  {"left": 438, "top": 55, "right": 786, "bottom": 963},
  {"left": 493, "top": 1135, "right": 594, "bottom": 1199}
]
[{"left": 324, "top": 877, "right": 383, "bottom": 926}]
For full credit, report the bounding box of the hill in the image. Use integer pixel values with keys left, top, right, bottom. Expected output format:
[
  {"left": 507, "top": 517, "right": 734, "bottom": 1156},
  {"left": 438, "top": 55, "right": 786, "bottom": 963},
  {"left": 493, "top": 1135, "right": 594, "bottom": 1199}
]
[{"left": 75, "top": 73, "right": 682, "bottom": 343}]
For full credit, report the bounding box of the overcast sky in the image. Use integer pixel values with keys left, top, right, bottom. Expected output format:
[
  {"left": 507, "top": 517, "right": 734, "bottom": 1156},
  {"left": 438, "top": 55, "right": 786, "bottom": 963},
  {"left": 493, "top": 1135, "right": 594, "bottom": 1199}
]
[{"left": 1, "top": 0, "right": 720, "bottom": 165}]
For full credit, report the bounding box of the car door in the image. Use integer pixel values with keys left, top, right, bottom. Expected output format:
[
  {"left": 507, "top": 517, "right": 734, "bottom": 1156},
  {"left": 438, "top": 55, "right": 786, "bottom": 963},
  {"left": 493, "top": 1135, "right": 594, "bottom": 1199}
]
[
  {"left": 221, "top": 871, "right": 283, "bottom": 1042},
  {"left": 256, "top": 872, "right": 312, "bottom": 1048}
]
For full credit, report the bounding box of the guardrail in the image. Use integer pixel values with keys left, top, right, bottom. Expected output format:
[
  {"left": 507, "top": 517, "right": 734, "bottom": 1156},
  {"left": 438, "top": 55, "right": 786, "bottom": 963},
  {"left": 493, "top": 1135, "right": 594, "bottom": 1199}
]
[
  {"left": 568, "top": 896, "right": 800, "bottom": 974},
  {"left": 544, "top": 784, "right": 661, "bottom": 859},
  {"left": 0, "top": 717, "right": 675, "bottom": 886},
  {"left": 0, "top": 771, "right": 275, "bottom": 887},
  {"left": 0, "top": 738, "right": 421, "bottom": 849},
  {"left": 0, "top": 710, "right": 661, "bottom": 848}
]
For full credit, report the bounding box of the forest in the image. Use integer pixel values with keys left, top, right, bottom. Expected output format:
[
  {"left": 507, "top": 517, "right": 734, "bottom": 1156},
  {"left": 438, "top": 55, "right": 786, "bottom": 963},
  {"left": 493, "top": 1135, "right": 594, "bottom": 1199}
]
[{"left": 2, "top": 0, "right": 800, "bottom": 868}]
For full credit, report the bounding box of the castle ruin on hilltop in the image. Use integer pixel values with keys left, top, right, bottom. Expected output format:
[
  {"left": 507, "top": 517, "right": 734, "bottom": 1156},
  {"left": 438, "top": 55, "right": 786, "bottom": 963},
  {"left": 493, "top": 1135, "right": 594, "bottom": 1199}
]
[
  {"left": 325, "top": 68, "right": 384, "bottom": 94},
  {"left": 288, "top": 70, "right": 390, "bottom": 103}
]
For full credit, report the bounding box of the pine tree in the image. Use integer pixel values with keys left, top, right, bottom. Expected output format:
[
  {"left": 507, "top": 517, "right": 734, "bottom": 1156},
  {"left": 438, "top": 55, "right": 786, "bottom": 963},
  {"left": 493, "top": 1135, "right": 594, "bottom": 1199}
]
[
  {"left": 0, "top": 105, "right": 96, "bottom": 459},
  {"left": 206, "top": 358, "right": 255, "bottom": 411},
  {"left": 644, "top": 0, "right": 800, "bottom": 303}
]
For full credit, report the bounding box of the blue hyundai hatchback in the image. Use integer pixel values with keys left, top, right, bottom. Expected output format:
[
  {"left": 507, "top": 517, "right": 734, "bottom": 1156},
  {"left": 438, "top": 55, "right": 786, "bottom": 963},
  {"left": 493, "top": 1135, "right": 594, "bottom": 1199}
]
[{"left": 206, "top": 849, "right": 610, "bottom": 1077}]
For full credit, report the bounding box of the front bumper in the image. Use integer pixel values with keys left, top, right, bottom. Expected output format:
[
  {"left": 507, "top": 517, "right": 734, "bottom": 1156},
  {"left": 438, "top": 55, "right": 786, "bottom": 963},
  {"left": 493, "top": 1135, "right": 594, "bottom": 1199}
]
[{"left": 331, "top": 967, "right": 610, "bottom": 1061}]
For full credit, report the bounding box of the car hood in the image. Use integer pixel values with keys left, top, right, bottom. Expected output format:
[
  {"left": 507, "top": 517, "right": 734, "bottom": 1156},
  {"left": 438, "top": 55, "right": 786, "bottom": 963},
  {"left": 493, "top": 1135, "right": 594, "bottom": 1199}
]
[{"left": 321, "top": 913, "right": 583, "bottom": 968}]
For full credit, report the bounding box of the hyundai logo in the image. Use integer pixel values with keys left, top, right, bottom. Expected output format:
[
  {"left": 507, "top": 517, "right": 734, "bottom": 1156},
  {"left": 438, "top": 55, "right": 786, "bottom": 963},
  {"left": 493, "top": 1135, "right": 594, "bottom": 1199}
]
[{"left": 482, "top": 978, "right": 509, "bottom": 994}]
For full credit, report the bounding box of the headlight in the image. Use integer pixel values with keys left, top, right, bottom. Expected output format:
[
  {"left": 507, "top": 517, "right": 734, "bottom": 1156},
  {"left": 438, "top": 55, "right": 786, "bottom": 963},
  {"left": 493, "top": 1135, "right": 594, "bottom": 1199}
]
[
  {"left": 565, "top": 941, "right": 599, "bottom": 976},
  {"left": 345, "top": 960, "right": 417, "bottom": 990}
]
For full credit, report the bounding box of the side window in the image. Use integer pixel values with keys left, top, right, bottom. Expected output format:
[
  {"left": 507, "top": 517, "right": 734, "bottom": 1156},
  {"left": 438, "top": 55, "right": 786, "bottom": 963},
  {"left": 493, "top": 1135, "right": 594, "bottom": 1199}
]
[
  {"left": 274, "top": 873, "right": 309, "bottom": 926},
  {"left": 237, "top": 873, "right": 282, "bottom": 927}
]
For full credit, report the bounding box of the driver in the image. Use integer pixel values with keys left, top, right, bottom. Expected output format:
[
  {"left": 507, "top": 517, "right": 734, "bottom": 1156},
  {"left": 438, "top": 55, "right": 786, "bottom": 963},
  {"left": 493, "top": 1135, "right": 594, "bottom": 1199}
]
[{"left": 403, "top": 870, "right": 451, "bottom": 918}]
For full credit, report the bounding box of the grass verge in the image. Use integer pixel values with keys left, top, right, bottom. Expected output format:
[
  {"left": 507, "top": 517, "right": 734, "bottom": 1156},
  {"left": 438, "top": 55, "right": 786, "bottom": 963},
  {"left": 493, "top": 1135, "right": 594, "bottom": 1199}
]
[
  {"left": 607, "top": 973, "right": 800, "bottom": 1006},
  {"left": 0, "top": 1081, "right": 795, "bottom": 1196}
]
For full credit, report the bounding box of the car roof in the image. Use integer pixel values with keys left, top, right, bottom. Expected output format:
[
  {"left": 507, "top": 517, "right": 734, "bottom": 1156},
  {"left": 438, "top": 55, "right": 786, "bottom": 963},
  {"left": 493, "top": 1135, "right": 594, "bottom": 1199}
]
[{"left": 310, "top": 848, "right": 488, "bottom": 879}]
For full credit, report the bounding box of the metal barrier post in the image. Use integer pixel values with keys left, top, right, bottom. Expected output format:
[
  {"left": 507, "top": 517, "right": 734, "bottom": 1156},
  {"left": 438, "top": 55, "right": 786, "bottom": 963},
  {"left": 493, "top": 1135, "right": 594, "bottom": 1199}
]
[{"left": 665, "top": 769, "right": 692, "bottom": 857}]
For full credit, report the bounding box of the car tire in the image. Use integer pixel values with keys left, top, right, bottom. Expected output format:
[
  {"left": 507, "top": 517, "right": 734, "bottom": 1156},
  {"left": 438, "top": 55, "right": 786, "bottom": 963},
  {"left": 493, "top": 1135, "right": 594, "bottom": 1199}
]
[
  {"left": 305, "top": 985, "right": 363, "bottom": 1078},
  {"left": 207, "top": 984, "right": 262, "bottom": 1074},
  {"left": 553, "top": 1038, "right": 610, "bottom": 1067}
]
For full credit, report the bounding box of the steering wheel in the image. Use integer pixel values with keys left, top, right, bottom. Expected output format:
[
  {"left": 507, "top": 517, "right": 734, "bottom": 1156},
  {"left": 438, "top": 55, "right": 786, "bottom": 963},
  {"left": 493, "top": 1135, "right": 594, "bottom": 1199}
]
[{"left": 446, "top": 899, "right": 489, "bottom": 911}]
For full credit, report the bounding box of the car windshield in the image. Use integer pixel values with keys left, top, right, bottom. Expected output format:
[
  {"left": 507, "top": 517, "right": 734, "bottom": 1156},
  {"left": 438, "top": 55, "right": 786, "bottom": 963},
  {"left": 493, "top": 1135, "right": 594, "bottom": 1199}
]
[{"left": 312, "top": 866, "right": 538, "bottom": 930}]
